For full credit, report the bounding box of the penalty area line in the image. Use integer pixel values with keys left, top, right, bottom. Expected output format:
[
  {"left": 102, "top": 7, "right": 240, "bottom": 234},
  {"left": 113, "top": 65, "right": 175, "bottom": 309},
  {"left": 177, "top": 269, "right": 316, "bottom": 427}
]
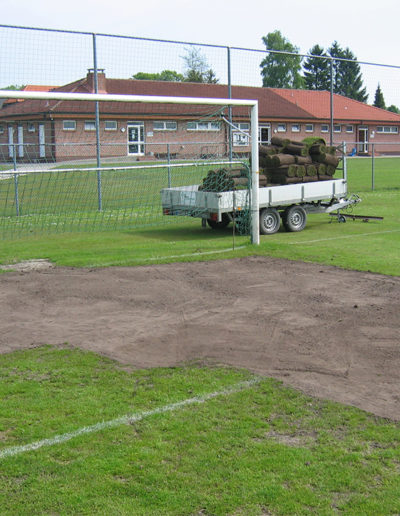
[
  {"left": 0, "top": 377, "right": 261, "bottom": 460},
  {"left": 147, "top": 246, "right": 246, "bottom": 260},
  {"left": 286, "top": 228, "right": 400, "bottom": 245}
]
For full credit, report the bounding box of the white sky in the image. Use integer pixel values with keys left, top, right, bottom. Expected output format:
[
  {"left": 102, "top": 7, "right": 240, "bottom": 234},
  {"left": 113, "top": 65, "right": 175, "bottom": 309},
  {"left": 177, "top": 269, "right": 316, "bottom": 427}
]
[{"left": 2, "top": 0, "right": 400, "bottom": 106}]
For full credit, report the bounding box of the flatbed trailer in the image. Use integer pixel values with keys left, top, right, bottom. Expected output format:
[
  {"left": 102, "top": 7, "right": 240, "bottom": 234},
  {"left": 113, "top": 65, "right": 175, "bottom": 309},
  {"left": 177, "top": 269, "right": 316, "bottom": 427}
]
[{"left": 161, "top": 178, "right": 360, "bottom": 234}]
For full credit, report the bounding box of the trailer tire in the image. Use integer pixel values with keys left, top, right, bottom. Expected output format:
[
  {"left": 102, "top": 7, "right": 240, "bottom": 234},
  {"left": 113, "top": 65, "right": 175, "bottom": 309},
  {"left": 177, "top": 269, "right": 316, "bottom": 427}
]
[
  {"left": 259, "top": 208, "right": 281, "bottom": 235},
  {"left": 282, "top": 205, "right": 307, "bottom": 232},
  {"left": 207, "top": 213, "right": 230, "bottom": 229}
]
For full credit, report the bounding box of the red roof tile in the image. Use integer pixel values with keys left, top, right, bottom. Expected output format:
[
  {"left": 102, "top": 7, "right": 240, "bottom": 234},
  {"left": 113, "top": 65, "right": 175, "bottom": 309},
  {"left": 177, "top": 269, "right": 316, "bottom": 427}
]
[{"left": 1, "top": 73, "right": 400, "bottom": 124}]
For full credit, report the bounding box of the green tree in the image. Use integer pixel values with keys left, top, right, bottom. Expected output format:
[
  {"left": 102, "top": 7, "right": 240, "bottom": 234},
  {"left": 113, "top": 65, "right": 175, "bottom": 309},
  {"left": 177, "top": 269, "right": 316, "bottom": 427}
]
[
  {"left": 132, "top": 70, "right": 184, "bottom": 82},
  {"left": 373, "top": 84, "right": 386, "bottom": 109},
  {"left": 387, "top": 104, "right": 400, "bottom": 114},
  {"left": 328, "top": 42, "right": 368, "bottom": 102},
  {"left": 303, "top": 44, "right": 330, "bottom": 90},
  {"left": 182, "top": 47, "right": 219, "bottom": 84},
  {"left": 260, "top": 31, "right": 304, "bottom": 89},
  {"left": 1, "top": 84, "right": 25, "bottom": 90}
]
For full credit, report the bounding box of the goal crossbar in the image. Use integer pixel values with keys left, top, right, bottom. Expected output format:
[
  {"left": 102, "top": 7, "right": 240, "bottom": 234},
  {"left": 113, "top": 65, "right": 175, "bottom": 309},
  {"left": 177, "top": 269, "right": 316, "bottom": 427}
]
[{"left": 0, "top": 90, "right": 260, "bottom": 243}]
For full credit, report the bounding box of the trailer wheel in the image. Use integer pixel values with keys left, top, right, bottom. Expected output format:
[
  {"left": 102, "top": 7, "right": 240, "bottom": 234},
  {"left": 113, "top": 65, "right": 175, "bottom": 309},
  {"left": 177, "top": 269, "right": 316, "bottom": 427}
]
[
  {"left": 207, "top": 213, "right": 230, "bottom": 229},
  {"left": 259, "top": 208, "right": 281, "bottom": 235},
  {"left": 283, "top": 205, "right": 307, "bottom": 232}
]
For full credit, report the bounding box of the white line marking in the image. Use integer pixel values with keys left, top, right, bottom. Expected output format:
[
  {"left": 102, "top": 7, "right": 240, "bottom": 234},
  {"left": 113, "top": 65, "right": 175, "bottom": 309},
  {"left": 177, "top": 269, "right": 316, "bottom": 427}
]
[
  {"left": 287, "top": 229, "right": 400, "bottom": 245},
  {"left": 0, "top": 377, "right": 261, "bottom": 460},
  {"left": 147, "top": 246, "right": 246, "bottom": 260}
]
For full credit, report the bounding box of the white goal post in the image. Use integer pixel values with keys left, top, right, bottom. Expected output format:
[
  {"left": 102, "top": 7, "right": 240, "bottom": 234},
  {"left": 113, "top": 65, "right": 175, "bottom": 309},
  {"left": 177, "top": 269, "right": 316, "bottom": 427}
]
[{"left": 0, "top": 89, "right": 260, "bottom": 244}]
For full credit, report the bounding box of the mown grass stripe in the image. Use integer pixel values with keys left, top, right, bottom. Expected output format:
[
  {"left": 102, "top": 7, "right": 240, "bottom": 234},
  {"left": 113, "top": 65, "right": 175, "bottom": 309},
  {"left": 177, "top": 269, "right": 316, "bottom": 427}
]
[{"left": 0, "top": 377, "right": 261, "bottom": 460}]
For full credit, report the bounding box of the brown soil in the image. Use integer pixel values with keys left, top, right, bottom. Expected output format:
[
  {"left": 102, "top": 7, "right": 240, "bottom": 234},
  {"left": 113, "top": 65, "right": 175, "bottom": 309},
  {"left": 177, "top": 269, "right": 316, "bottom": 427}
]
[{"left": 1, "top": 256, "right": 399, "bottom": 420}]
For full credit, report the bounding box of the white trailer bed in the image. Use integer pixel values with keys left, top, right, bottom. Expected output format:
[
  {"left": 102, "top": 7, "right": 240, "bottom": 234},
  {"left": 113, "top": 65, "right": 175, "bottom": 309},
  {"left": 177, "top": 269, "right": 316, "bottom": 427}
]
[{"left": 161, "top": 178, "right": 359, "bottom": 234}]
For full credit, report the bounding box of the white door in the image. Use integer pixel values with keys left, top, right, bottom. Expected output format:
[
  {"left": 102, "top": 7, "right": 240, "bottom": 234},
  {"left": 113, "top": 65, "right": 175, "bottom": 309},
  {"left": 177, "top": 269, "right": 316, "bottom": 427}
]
[
  {"left": 259, "top": 124, "right": 271, "bottom": 144},
  {"left": 38, "top": 123, "right": 45, "bottom": 158},
  {"left": 18, "top": 125, "right": 24, "bottom": 158},
  {"left": 127, "top": 123, "right": 145, "bottom": 156},
  {"left": 8, "top": 125, "right": 14, "bottom": 159},
  {"left": 358, "top": 126, "right": 368, "bottom": 154}
]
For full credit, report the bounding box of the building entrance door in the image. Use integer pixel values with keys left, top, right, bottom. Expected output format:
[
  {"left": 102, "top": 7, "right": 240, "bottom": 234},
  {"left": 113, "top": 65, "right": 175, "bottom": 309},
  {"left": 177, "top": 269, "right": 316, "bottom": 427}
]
[
  {"left": 358, "top": 126, "right": 369, "bottom": 154},
  {"left": 127, "top": 123, "right": 145, "bottom": 156}
]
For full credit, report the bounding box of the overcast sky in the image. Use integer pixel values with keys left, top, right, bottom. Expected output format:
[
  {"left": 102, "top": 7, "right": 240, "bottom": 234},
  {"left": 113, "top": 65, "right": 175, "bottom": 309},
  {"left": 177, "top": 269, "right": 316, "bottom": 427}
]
[{"left": 2, "top": 0, "right": 400, "bottom": 105}]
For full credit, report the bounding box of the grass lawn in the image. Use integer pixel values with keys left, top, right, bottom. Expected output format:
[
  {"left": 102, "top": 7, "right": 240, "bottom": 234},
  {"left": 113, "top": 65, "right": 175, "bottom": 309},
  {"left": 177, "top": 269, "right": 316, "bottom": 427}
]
[
  {"left": 0, "top": 156, "right": 399, "bottom": 275},
  {"left": 1, "top": 346, "right": 399, "bottom": 515}
]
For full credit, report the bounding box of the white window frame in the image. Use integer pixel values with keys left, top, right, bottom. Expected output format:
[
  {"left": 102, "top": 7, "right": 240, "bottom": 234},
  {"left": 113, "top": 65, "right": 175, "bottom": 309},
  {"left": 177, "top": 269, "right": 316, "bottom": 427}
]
[
  {"left": 277, "top": 123, "right": 286, "bottom": 133},
  {"left": 84, "top": 120, "right": 96, "bottom": 131},
  {"left": 291, "top": 123, "right": 300, "bottom": 133},
  {"left": 63, "top": 120, "right": 76, "bottom": 131},
  {"left": 187, "top": 121, "right": 220, "bottom": 131},
  {"left": 305, "top": 124, "right": 314, "bottom": 133},
  {"left": 345, "top": 125, "right": 354, "bottom": 133},
  {"left": 376, "top": 125, "right": 398, "bottom": 134},
  {"left": 334, "top": 124, "right": 342, "bottom": 133},
  {"left": 232, "top": 122, "right": 250, "bottom": 147},
  {"left": 321, "top": 124, "right": 329, "bottom": 133},
  {"left": 27, "top": 123, "right": 35, "bottom": 133},
  {"left": 153, "top": 121, "right": 177, "bottom": 131},
  {"left": 105, "top": 120, "right": 117, "bottom": 131}
]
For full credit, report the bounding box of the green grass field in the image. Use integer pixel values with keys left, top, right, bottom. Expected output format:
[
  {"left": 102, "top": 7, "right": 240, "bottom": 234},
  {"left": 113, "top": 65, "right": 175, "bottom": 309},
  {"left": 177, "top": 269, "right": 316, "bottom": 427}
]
[
  {"left": 0, "top": 157, "right": 399, "bottom": 515},
  {"left": 1, "top": 346, "right": 400, "bottom": 516},
  {"left": 0, "top": 156, "right": 399, "bottom": 275}
]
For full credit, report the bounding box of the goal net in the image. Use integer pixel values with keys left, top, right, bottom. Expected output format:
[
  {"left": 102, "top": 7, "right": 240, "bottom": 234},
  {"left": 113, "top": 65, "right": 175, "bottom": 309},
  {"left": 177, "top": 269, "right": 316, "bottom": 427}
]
[{"left": 0, "top": 89, "right": 259, "bottom": 242}]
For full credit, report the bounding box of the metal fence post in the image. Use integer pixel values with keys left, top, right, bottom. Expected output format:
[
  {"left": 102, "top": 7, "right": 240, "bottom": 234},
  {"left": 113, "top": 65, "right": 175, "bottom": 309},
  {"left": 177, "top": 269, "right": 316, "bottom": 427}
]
[
  {"left": 372, "top": 143, "right": 375, "bottom": 191},
  {"left": 12, "top": 143, "right": 17, "bottom": 171},
  {"left": 167, "top": 144, "right": 172, "bottom": 187},
  {"left": 14, "top": 172, "right": 20, "bottom": 216},
  {"left": 330, "top": 58, "right": 334, "bottom": 147},
  {"left": 92, "top": 33, "right": 102, "bottom": 211},
  {"left": 227, "top": 46, "right": 233, "bottom": 162}
]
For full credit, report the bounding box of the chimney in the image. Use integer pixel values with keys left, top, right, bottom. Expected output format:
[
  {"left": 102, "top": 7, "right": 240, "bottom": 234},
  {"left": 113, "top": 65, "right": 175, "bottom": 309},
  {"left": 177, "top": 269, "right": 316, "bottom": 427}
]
[{"left": 86, "top": 68, "right": 107, "bottom": 93}]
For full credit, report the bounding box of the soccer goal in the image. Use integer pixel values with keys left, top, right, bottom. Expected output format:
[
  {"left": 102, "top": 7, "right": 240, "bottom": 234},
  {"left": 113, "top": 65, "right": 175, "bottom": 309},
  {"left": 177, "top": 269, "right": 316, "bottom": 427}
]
[{"left": 0, "top": 89, "right": 259, "bottom": 243}]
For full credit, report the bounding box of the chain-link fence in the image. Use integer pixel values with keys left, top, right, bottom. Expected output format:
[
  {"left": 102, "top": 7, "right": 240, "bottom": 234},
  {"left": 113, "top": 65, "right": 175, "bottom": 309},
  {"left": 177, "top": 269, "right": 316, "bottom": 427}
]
[{"left": 0, "top": 24, "right": 399, "bottom": 238}]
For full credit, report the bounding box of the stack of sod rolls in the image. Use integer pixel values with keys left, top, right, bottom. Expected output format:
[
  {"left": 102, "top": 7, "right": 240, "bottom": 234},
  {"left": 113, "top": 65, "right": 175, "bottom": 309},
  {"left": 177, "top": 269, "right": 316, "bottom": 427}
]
[{"left": 259, "top": 136, "right": 341, "bottom": 185}]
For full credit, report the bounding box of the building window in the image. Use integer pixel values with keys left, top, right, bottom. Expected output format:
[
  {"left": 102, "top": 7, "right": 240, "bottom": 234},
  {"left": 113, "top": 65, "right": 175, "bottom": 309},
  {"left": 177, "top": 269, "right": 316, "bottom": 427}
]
[
  {"left": 291, "top": 124, "right": 300, "bottom": 133},
  {"left": 63, "top": 120, "right": 76, "bottom": 131},
  {"left": 27, "top": 123, "right": 35, "bottom": 133},
  {"left": 334, "top": 124, "right": 342, "bottom": 133},
  {"left": 105, "top": 120, "right": 117, "bottom": 131},
  {"left": 84, "top": 121, "right": 96, "bottom": 131},
  {"left": 153, "top": 121, "right": 177, "bottom": 131},
  {"left": 233, "top": 123, "right": 250, "bottom": 146},
  {"left": 187, "top": 121, "right": 220, "bottom": 131},
  {"left": 0, "top": 125, "right": 4, "bottom": 135},
  {"left": 346, "top": 125, "right": 354, "bottom": 133},
  {"left": 305, "top": 124, "right": 314, "bottom": 133},
  {"left": 277, "top": 123, "right": 286, "bottom": 133},
  {"left": 376, "top": 126, "right": 398, "bottom": 134},
  {"left": 321, "top": 124, "right": 329, "bottom": 133}
]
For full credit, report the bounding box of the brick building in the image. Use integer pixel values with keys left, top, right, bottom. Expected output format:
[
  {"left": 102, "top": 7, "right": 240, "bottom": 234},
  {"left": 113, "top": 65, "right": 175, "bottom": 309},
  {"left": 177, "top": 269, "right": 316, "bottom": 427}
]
[{"left": 1, "top": 70, "right": 400, "bottom": 163}]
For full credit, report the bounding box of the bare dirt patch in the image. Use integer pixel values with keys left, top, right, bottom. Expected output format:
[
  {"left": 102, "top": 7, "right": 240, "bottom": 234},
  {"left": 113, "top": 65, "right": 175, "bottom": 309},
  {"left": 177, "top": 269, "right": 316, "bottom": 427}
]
[{"left": 1, "top": 256, "right": 399, "bottom": 420}]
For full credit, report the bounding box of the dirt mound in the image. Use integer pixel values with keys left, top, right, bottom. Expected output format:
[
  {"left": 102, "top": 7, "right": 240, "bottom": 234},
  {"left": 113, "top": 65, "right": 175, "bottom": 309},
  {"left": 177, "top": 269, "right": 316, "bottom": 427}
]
[{"left": 1, "top": 256, "right": 399, "bottom": 420}]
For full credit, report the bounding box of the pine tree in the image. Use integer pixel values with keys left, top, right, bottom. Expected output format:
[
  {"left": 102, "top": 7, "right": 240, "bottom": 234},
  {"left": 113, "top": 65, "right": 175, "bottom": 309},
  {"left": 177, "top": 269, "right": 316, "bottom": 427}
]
[
  {"left": 328, "top": 42, "right": 368, "bottom": 102},
  {"left": 182, "top": 47, "right": 219, "bottom": 84},
  {"left": 303, "top": 45, "right": 331, "bottom": 90},
  {"left": 373, "top": 84, "right": 386, "bottom": 109},
  {"left": 260, "top": 31, "right": 304, "bottom": 89}
]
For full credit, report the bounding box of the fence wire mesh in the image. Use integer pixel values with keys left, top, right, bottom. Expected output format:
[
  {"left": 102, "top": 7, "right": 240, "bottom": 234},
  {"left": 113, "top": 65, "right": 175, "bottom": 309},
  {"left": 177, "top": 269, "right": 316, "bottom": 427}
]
[{"left": 0, "top": 24, "right": 399, "bottom": 239}]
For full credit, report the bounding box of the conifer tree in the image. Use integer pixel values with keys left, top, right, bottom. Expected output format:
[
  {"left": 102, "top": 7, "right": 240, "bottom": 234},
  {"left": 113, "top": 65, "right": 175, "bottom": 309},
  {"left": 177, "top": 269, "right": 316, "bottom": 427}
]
[{"left": 373, "top": 84, "right": 386, "bottom": 109}]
